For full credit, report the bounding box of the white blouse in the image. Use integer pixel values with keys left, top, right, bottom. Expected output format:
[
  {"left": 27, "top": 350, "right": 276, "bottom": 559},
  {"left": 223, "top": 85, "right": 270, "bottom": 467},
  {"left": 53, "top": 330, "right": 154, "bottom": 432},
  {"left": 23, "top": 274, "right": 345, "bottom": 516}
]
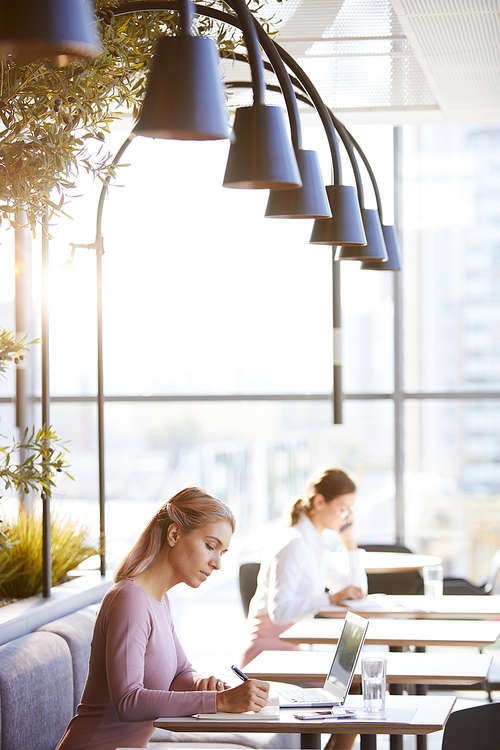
[{"left": 248, "top": 514, "right": 368, "bottom": 626}]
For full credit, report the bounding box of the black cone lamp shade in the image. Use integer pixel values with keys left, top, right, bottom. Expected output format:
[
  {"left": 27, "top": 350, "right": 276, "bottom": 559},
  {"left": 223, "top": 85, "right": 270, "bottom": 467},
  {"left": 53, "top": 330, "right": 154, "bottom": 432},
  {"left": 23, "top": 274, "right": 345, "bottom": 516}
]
[
  {"left": 134, "top": 35, "right": 229, "bottom": 140},
  {"left": 223, "top": 105, "right": 301, "bottom": 189},
  {"left": 337, "top": 207, "right": 388, "bottom": 261},
  {"left": 310, "top": 184, "right": 366, "bottom": 245},
  {"left": 265, "top": 148, "right": 331, "bottom": 219},
  {"left": 0, "top": 0, "right": 102, "bottom": 64},
  {"left": 361, "top": 224, "right": 402, "bottom": 270}
]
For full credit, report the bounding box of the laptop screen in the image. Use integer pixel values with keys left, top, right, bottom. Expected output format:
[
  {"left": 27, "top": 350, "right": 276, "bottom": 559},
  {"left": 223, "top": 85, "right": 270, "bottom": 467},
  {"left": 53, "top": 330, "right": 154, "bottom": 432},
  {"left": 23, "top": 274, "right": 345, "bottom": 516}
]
[{"left": 325, "top": 612, "right": 368, "bottom": 701}]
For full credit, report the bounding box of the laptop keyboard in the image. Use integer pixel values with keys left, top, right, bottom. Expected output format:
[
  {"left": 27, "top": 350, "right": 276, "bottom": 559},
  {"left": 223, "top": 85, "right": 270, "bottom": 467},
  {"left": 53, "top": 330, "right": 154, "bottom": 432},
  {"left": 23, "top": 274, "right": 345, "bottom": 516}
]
[{"left": 277, "top": 686, "right": 330, "bottom": 703}]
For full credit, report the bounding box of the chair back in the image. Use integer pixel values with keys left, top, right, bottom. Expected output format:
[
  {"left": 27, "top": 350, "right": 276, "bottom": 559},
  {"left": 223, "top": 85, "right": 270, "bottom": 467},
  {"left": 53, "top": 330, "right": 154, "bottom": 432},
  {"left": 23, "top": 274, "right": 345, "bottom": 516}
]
[
  {"left": 441, "top": 702, "right": 500, "bottom": 749},
  {"left": 359, "top": 544, "right": 423, "bottom": 595},
  {"left": 484, "top": 549, "right": 500, "bottom": 594},
  {"left": 239, "top": 562, "right": 261, "bottom": 618},
  {"left": 443, "top": 548, "right": 500, "bottom": 595}
]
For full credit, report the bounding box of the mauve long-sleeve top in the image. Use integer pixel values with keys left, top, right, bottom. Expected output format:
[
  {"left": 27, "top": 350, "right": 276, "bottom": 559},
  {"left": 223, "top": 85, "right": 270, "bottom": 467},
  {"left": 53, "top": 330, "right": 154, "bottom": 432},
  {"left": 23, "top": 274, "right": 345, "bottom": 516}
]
[{"left": 56, "top": 578, "right": 217, "bottom": 750}]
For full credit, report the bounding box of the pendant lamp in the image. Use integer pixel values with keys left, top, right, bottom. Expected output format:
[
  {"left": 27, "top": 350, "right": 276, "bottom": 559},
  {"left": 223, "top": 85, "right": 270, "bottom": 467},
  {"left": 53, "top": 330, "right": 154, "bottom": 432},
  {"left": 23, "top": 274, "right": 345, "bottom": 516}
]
[
  {"left": 223, "top": 104, "right": 301, "bottom": 189},
  {"left": 309, "top": 184, "right": 366, "bottom": 246},
  {"left": 361, "top": 224, "right": 402, "bottom": 270},
  {"left": 134, "top": 0, "right": 229, "bottom": 140},
  {"left": 337, "top": 207, "right": 388, "bottom": 261},
  {"left": 265, "top": 148, "right": 331, "bottom": 218},
  {"left": 0, "top": 0, "right": 102, "bottom": 64}
]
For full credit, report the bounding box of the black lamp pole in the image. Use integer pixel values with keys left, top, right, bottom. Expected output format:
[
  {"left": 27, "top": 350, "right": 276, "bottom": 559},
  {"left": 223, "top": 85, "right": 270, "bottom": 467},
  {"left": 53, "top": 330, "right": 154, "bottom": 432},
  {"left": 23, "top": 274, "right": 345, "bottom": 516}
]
[
  {"left": 86, "top": 0, "right": 394, "bottom": 564},
  {"left": 41, "top": 209, "right": 51, "bottom": 596}
]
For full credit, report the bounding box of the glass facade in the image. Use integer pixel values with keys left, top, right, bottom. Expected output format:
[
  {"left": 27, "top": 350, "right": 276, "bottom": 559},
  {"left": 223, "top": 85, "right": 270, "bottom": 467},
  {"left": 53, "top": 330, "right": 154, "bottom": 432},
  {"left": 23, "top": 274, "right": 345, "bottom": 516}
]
[{"left": 1, "top": 121, "right": 499, "bottom": 591}]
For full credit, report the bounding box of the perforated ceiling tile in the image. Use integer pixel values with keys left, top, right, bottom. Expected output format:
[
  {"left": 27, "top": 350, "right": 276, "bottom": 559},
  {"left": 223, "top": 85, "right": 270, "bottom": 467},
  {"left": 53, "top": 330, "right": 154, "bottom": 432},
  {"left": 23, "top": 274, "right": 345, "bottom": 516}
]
[
  {"left": 220, "top": 0, "right": 500, "bottom": 123},
  {"left": 390, "top": 0, "right": 500, "bottom": 120}
]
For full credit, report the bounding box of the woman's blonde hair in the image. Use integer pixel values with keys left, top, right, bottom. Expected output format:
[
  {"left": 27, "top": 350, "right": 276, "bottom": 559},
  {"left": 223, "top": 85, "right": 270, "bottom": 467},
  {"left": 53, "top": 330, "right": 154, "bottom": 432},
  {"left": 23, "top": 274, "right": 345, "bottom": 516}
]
[
  {"left": 114, "top": 487, "right": 236, "bottom": 582},
  {"left": 286, "top": 467, "right": 356, "bottom": 527}
]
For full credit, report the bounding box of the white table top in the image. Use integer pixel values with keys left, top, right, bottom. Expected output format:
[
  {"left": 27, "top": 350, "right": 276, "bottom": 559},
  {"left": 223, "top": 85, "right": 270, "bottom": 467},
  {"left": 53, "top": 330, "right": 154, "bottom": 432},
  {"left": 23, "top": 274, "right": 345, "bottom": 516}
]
[
  {"left": 280, "top": 617, "right": 500, "bottom": 647},
  {"left": 153, "top": 695, "right": 456, "bottom": 736},
  {"left": 244, "top": 649, "right": 492, "bottom": 685},
  {"left": 317, "top": 594, "right": 500, "bottom": 619}
]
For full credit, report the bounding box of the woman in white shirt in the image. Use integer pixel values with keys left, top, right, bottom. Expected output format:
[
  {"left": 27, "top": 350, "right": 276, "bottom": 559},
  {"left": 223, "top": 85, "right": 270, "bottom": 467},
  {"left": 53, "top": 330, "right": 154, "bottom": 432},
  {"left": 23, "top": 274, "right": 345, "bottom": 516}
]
[{"left": 240, "top": 467, "right": 367, "bottom": 667}]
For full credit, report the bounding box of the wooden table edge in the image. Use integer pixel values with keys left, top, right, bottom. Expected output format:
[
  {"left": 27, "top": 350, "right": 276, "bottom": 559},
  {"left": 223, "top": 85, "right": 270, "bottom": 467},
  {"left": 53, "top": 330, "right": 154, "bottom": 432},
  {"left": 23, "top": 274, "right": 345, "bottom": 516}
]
[
  {"left": 281, "top": 635, "right": 495, "bottom": 647},
  {"left": 244, "top": 672, "right": 489, "bottom": 686}
]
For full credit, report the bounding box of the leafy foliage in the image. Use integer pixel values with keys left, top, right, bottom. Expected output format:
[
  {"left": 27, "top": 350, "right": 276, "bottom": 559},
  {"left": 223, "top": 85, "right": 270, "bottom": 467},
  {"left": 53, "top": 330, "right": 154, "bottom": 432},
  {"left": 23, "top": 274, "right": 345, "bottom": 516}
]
[
  {"left": 0, "top": 330, "right": 73, "bottom": 554},
  {"left": 0, "top": 508, "right": 98, "bottom": 598},
  {"left": 0, "top": 330, "right": 38, "bottom": 377},
  {"left": 0, "top": 0, "right": 279, "bottom": 233},
  {"left": 0, "top": 425, "right": 72, "bottom": 497}
]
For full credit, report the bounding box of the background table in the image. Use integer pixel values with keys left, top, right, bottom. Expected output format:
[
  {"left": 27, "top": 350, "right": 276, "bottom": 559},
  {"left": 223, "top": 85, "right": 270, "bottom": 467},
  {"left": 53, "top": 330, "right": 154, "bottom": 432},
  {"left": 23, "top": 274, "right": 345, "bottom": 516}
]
[
  {"left": 280, "top": 617, "right": 500, "bottom": 648},
  {"left": 317, "top": 594, "right": 500, "bottom": 619},
  {"left": 154, "top": 694, "right": 456, "bottom": 750},
  {"left": 331, "top": 551, "right": 442, "bottom": 573},
  {"left": 244, "top": 649, "right": 492, "bottom": 686}
]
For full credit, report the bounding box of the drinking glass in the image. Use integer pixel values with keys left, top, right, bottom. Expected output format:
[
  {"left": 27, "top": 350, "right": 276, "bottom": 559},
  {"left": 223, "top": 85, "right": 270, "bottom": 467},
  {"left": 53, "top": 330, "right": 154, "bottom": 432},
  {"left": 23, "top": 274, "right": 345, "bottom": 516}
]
[
  {"left": 361, "top": 657, "right": 386, "bottom": 712},
  {"left": 423, "top": 565, "right": 443, "bottom": 596}
]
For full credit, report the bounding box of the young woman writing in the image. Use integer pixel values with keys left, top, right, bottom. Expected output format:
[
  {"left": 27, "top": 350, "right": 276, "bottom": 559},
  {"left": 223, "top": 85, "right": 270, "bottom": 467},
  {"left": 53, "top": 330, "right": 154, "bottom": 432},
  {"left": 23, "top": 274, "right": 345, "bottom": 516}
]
[{"left": 56, "top": 487, "right": 269, "bottom": 750}]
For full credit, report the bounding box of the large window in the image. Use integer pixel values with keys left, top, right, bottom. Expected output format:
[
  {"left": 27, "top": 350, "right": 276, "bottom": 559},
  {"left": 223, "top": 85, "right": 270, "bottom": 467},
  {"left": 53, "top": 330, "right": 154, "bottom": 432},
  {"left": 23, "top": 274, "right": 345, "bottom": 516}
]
[{"left": 2, "top": 121, "right": 500, "bottom": 592}]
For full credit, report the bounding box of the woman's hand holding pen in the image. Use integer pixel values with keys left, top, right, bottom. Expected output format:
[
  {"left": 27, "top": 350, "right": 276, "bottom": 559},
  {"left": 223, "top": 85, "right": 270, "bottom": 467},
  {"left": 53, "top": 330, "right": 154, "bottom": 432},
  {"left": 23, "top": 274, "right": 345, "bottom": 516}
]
[
  {"left": 215, "top": 665, "right": 269, "bottom": 713},
  {"left": 215, "top": 678, "right": 270, "bottom": 713}
]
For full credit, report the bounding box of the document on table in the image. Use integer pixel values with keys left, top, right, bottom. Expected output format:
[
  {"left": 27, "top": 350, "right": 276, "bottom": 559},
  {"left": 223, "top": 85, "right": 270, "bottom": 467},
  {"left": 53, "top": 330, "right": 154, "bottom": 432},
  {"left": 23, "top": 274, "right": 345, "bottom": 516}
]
[
  {"left": 323, "top": 594, "right": 416, "bottom": 612},
  {"left": 194, "top": 696, "right": 280, "bottom": 720}
]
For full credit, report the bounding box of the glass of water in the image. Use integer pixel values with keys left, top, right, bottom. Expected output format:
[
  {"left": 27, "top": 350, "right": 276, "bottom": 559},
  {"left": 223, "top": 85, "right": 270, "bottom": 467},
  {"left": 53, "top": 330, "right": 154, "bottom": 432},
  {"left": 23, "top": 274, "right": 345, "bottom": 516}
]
[
  {"left": 423, "top": 565, "right": 444, "bottom": 596},
  {"left": 361, "top": 657, "right": 386, "bottom": 712}
]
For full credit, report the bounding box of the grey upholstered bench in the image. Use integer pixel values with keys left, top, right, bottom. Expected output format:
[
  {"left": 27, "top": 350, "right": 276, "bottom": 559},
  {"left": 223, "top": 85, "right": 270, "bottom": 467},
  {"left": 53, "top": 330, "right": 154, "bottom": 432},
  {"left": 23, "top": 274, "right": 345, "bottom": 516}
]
[{"left": 0, "top": 607, "right": 298, "bottom": 750}]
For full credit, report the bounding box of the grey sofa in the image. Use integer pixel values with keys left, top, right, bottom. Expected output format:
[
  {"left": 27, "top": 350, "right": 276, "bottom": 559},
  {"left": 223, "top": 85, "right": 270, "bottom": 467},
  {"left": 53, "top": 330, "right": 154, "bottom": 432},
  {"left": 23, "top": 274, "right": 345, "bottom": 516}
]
[{"left": 0, "top": 607, "right": 298, "bottom": 750}]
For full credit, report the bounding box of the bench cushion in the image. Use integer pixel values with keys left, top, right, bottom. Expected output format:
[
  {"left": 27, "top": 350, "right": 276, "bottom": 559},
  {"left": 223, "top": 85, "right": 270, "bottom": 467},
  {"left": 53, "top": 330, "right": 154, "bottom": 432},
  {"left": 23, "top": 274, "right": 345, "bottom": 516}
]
[
  {"left": 38, "top": 607, "right": 96, "bottom": 710},
  {"left": 0, "top": 631, "right": 73, "bottom": 750}
]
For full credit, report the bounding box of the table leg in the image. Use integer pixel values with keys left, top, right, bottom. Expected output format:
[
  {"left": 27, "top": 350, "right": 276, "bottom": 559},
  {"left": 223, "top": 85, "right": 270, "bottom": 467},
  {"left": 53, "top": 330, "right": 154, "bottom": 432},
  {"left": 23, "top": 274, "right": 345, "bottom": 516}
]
[
  {"left": 415, "top": 647, "right": 427, "bottom": 750},
  {"left": 300, "top": 733, "right": 321, "bottom": 749},
  {"left": 389, "top": 679, "right": 403, "bottom": 749},
  {"left": 360, "top": 735, "right": 377, "bottom": 750},
  {"left": 388, "top": 646, "right": 404, "bottom": 750}
]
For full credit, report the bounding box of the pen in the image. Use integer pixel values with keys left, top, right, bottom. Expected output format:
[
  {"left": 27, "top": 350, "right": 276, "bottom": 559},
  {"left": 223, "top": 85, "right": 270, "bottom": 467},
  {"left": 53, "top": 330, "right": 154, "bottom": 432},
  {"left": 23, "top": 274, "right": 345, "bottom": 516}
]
[{"left": 231, "top": 664, "right": 250, "bottom": 682}]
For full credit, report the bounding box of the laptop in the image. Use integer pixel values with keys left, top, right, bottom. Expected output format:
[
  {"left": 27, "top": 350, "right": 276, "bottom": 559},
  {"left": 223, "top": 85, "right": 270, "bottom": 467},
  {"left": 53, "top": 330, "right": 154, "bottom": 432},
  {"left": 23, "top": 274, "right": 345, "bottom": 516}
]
[{"left": 275, "top": 611, "right": 369, "bottom": 708}]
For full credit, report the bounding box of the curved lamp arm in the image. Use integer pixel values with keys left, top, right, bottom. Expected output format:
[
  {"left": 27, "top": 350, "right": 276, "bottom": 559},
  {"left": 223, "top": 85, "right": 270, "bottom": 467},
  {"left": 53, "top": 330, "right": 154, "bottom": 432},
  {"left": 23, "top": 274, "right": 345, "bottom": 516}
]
[
  {"left": 328, "top": 112, "right": 365, "bottom": 209},
  {"left": 223, "top": 0, "right": 302, "bottom": 151},
  {"left": 93, "top": 1, "right": 351, "bottom": 546},
  {"left": 334, "top": 117, "right": 384, "bottom": 220},
  {"left": 266, "top": 37, "right": 342, "bottom": 184}
]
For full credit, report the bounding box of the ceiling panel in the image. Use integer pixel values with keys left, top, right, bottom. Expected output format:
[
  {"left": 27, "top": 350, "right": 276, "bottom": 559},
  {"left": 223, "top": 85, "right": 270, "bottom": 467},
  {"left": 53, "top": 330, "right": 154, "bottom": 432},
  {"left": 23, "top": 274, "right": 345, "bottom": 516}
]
[{"left": 220, "top": 0, "right": 500, "bottom": 124}]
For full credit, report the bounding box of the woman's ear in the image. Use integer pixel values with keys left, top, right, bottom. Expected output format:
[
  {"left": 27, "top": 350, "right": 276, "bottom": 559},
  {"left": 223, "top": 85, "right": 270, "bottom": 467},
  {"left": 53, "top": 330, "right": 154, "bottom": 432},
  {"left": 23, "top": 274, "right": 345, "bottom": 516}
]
[
  {"left": 166, "top": 523, "right": 180, "bottom": 547},
  {"left": 312, "top": 493, "right": 325, "bottom": 511}
]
